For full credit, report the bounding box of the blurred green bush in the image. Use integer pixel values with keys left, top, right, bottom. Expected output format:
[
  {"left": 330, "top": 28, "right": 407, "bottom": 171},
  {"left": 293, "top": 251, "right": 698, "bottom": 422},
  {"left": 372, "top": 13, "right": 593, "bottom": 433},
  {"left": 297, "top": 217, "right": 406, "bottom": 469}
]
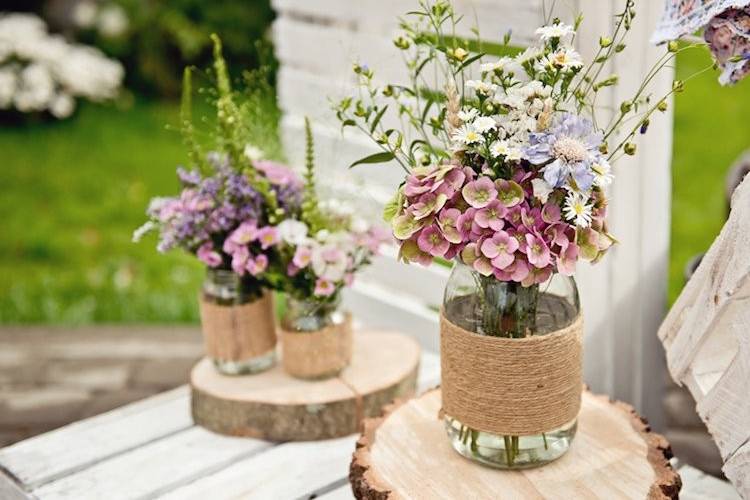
[{"left": 37, "top": 0, "right": 276, "bottom": 97}]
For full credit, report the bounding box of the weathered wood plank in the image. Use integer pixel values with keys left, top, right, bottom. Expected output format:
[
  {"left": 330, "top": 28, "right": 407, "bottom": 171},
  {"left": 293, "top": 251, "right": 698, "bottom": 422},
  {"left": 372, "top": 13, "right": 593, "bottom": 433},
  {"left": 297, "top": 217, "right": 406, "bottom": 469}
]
[
  {"left": 158, "top": 436, "right": 358, "bottom": 500},
  {"left": 0, "top": 471, "right": 30, "bottom": 500},
  {"left": 0, "top": 386, "right": 192, "bottom": 489},
  {"left": 678, "top": 464, "right": 741, "bottom": 500},
  {"left": 31, "top": 427, "right": 270, "bottom": 500},
  {"left": 658, "top": 176, "right": 750, "bottom": 496}
]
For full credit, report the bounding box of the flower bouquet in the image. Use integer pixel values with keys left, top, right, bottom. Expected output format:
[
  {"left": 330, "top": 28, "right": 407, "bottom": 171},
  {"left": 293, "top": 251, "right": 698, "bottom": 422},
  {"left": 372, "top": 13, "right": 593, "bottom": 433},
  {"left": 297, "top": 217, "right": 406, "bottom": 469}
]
[
  {"left": 335, "top": 0, "right": 695, "bottom": 468},
  {"left": 274, "top": 119, "right": 388, "bottom": 379},
  {"left": 136, "top": 36, "right": 301, "bottom": 375}
]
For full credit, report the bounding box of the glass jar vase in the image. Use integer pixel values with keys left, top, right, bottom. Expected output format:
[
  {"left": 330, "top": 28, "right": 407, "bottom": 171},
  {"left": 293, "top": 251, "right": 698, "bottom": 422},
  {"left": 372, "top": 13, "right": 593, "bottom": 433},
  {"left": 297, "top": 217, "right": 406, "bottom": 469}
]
[
  {"left": 199, "top": 268, "right": 277, "bottom": 375},
  {"left": 280, "top": 294, "right": 352, "bottom": 379},
  {"left": 441, "top": 260, "right": 581, "bottom": 469}
]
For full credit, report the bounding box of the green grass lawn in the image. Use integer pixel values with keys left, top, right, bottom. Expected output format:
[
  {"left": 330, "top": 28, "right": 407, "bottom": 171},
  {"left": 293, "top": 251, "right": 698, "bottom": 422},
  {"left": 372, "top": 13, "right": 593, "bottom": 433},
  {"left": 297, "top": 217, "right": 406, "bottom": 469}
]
[
  {"left": 0, "top": 100, "right": 204, "bottom": 323},
  {"left": 1, "top": 48, "right": 749, "bottom": 323},
  {"left": 670, "top": 48, "right": 750, "bottom": 302}
]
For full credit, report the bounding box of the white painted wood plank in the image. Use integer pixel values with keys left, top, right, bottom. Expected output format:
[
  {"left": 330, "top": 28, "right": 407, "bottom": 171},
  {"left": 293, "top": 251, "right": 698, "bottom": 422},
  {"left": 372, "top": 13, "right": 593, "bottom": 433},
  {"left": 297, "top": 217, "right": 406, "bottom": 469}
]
[
  {"left": 158, "top": 436, "right": 358, "bottom": 500},
  {"left": 679, "top": 464, "right": 741, "bottom": 500},
  {"left": 0, "top": 472, "right": 30, "bottom": 500},
  {"left": 0, "top": 386, "right": 192, "bottom": 489},
  {"left": 272, "top": 0, "right": 543, "bottom": 42},
  {"left": 159, "top": 353, "right": 439, "bottom": 500},
  {"left": 317, "top": 484, "right": 354, "bottom": 500},
  {"left": 31, "top": 427, "right": 270, "bottom": 500}
]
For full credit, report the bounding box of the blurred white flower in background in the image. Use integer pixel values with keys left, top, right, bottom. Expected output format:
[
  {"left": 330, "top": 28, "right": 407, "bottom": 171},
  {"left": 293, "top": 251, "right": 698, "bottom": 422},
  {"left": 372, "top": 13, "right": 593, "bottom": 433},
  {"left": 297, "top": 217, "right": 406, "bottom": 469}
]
[{"left": 0, "top": 12, "right": 124, "bottom": 119}]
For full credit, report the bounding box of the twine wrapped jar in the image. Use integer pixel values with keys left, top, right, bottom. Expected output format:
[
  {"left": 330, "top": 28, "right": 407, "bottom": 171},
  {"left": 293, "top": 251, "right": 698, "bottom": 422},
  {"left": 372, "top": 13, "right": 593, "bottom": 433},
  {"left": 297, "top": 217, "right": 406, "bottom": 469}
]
[
  {"left": 198, "top": 269, "right": 277, "bottom": 375},
  {"left": 441, "top": 261, "right": 583, "bottom": 469},
  {"left": 280, "top": 295, "right": 352, "bottom": 380}
]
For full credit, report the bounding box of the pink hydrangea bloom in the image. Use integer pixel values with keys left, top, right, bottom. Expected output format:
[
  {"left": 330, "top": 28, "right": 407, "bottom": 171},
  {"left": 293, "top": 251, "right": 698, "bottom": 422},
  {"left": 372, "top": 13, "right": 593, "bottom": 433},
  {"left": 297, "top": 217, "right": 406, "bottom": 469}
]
[
  {"left": 461, "top": 177, "right": 497, "bottom": 208},
  {"left": 480, "top": 231, "right": 519, "bottom": 270},
  {"left": 417, "top": 225, "right": 450, "bottom": 257},
  {"left": 525, "top": 233, "right": 551, "bottom": 268},
  {"left": 475, "top": 200, "right": 507, "bottom": 231}
]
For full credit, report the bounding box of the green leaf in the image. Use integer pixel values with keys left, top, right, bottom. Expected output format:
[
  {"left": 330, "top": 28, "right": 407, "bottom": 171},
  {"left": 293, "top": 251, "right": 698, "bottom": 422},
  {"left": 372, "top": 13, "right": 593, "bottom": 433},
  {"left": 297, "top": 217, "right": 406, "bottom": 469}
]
[
  {"left": 369, "top": 105, "right": 389, "bottom": 134},
  {"left": 453, "top": 52, "right": 485, "bottom": 75},
  {"left": 349, "top": 151, "right": 396, "bottom": 169}
]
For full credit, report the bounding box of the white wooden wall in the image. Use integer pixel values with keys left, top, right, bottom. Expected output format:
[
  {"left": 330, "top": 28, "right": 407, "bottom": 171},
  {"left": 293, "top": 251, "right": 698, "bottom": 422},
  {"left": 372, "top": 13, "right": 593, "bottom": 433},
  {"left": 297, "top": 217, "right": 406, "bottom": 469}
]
[{"left": 272, "top": 0, "right": 674, "bottom": 427}]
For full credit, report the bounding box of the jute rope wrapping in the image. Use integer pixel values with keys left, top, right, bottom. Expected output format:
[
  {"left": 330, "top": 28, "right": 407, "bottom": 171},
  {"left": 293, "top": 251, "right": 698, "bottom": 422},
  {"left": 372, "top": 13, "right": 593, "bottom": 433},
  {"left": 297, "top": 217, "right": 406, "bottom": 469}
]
[
  {"left": 280, "top": 314, "right": 353, "bottom": 379},
  {"left": 199, "top": 291, "right": 277, "bottom": 362},
  {"left": 440, "top": 312, "right": 583, "bottom": 436}
]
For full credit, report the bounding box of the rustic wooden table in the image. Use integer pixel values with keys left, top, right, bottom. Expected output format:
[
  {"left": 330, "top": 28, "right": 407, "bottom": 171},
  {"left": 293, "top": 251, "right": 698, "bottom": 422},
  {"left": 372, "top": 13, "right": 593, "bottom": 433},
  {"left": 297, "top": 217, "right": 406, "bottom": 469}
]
[{"left": 0, "top": 350, "right": 738, "bottom": 499}]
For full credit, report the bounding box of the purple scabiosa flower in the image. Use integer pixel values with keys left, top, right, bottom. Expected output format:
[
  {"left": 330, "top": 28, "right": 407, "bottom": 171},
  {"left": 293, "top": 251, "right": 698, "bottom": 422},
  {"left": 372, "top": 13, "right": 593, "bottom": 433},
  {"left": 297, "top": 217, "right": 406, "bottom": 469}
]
[
  {"left": 461, "top": 177, "right": 497, "bottom": 208},
  {"left": 524, "top": 113, "right": 602, "bottom": 191}
]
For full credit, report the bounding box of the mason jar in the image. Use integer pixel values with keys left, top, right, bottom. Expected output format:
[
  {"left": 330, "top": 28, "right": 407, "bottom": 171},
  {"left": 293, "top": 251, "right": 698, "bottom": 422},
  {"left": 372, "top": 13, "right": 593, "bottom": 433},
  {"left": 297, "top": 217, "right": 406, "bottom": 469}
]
[
  {"left": 199, "top": 268, "right": 276, "bottom": 375},
  {"left": 441, "top": 260, "right": 581, "bottom": 469}
]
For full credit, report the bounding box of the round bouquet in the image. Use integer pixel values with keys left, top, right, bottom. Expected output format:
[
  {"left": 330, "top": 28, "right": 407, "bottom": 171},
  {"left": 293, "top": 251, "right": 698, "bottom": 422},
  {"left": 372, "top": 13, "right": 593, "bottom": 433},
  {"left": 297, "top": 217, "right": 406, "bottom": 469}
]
[
  {"left": 135, "top": 36, "right": 301, "bottom": 375},
  {"left": 275, "top": 119, "right": 389, "bottom": 379},
  {"left": 335, "top": 0, "right": 697, "bottom": 468}
]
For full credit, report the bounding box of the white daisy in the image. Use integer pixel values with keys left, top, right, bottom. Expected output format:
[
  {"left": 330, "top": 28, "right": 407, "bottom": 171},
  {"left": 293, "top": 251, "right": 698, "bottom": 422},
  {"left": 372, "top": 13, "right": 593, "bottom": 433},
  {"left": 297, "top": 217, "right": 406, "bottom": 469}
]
[
  {"left": 480, "top": 56, "right": 512, "bottom": 74},
  {"left": 472, "top": 116, "right": 497, "bottom": 134},
  {"left": 591, "top": 158, "right": 614, "bottom": 187},
  {"left": 465, "top": 80, "right": 496, "bottom": 96},
  {"left": 535, "top": 24, "right": 575, "bottom": 41},
  {"left": 563, "top": 192, "right": 594, "bottom": 228},
  {"left": 538, "top": 48, "right": 584, "bottom": 72},
  {"left": 457, "top": 107, "right": 479, "bottom": 122},
  {"left": 453, "top": 124, "right": 485, "bottom": 145},
  {"left": 243, "top": 144, "right": 264, "bottom": 161}
]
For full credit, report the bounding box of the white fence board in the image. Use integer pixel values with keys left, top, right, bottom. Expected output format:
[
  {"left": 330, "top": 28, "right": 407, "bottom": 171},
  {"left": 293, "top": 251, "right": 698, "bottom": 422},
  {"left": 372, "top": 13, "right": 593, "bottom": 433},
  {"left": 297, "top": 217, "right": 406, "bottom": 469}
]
[
  {"left": 31, "top": 427, "right": 270, "bottom": 500},
  {"left": 0, "top": 387, "right": 191, "bottom": 488}
]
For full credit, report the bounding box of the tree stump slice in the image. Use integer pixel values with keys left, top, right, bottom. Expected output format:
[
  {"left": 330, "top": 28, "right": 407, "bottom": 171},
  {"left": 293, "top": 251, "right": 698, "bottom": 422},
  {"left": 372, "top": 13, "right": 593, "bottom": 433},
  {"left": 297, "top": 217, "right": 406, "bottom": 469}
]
[
  {"left": 191, "top": 331, "right": 420, "bottom": 441},
  {"left": 351, "top": 388, "right": 680, "bottom": 499}
]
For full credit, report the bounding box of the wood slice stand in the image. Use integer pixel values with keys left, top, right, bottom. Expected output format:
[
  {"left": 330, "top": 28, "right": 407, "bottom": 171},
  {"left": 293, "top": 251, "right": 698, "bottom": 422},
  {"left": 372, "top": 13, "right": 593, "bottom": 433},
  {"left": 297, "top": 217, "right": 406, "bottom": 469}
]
[
  {"left": 191, "top": 331, "right": 420, "bottom": 441},
  {"left": 351, "top": 388, "right": 681, "bottom": 499}
]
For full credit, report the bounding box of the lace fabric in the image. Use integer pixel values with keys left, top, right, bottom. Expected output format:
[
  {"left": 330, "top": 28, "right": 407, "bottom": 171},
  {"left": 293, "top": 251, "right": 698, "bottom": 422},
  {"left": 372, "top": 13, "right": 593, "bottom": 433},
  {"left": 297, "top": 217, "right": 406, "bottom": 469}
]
[{"left": 651, "top": 0, "right": 750, "bottom": 43}]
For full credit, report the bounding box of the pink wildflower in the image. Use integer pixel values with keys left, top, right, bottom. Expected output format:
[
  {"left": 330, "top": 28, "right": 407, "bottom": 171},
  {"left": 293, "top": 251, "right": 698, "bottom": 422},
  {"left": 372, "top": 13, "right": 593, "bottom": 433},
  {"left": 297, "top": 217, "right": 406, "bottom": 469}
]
[
  {"left": 197, "top": 242, "right": 222, "bottom": 268},
  {"left": 314, "top": 278, "right": 336, "bottom": 297},
  {"left": 256, "top": 226, "right": 279, "bottom": 249}
]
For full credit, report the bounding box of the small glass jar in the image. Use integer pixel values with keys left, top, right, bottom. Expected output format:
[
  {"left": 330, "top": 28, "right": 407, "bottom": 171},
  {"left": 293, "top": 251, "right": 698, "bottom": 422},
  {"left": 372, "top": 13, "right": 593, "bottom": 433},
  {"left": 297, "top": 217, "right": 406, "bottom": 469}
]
[
  {"left": 281, "top": 294, "right": 346, "bottom": 332},
  {"left": 442, "top": 260, "right": 580, "bottom": 469},
  {"left": 280, "top": 294, "right": 351, "bottom": 379},
  {"left": 201, "top": 268, "right": 276, "bottom": 375}
]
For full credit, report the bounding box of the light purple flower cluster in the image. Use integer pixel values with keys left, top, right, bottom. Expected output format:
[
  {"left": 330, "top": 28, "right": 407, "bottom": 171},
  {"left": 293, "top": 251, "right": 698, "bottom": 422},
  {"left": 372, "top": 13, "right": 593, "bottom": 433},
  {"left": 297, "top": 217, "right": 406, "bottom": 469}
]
[
  {"left": 140, "top": 154, "right": 303, "bottom": 278},
  {"left": 393, "top": 162, "right": 611, "bottom": 286}
]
